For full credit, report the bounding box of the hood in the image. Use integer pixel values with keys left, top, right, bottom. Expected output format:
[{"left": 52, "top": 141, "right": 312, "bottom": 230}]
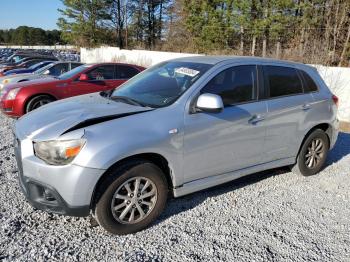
[
  {"left": 2, "top": 76, "right": 57, "bottom": 92},
  {"left": 1, "top": 73, "right": 33, "bottom": 82},
  {"left": 5, "top": 68, "right": 32, "bottom": 75},
  {"left": 15, "top": 93, "right": 153, "bottom": 141},
  {"left": 9, "top": 76, "right": 58, "bottom": 88},
  {"left": 0, "top": 62, "right": 13, "bottom": 67}
]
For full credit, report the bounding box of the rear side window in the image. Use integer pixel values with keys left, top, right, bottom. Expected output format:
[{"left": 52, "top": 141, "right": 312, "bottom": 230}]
[
  {"left": 264, "top": 66, "right": 303, "bottom": 98},
  {"left": 201, "top": 65, "right": 257, "bottom": 105},
  {"left": 117, "top": 65, "right": 140, "bottom": 79},
  {"left": 300, "top": 70, "right": 318, "bottom": 92},
  {"left": 87, "top": 65, "right": 115, "bottom": 80}
]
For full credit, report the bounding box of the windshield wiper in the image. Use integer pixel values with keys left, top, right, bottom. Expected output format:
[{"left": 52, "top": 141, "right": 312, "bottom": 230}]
[{"left": 110, "top": 95, "right": 149, "bottom": 108}]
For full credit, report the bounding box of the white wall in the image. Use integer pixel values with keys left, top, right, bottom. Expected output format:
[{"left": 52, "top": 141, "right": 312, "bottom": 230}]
[
  {"left": 313, "top": 65, "right": 350, "bottom": 122},
  {"left": 80, "top": 46, "right": 201, "bottom": 67},
  {"left": 81, "top": 47, "right": 350, "bottom": 122}
]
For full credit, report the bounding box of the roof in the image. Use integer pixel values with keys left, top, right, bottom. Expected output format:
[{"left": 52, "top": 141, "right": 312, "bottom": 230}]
[{"left": 171, "top": 55, "right": 305, "bottom": 66}]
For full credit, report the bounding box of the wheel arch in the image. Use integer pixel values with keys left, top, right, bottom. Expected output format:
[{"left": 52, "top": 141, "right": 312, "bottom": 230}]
[
  {"left": 23, "top": 93, "right": 57, "bottom": 112},
  {"left": 297, "top": 123, "right": 332, "bottom": 157},
  {"left": 90, "top": 152, "right": 174, "bottom": 210}
]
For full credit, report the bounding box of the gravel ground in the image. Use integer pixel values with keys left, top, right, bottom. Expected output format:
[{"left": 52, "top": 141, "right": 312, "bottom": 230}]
[{"left": 0, "top": 114, "right": 349, "bottom": 262}]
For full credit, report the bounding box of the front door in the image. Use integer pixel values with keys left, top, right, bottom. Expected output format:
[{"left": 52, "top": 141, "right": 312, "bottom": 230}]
[
  {"left": 68, "top": 64, "right": 117, "bottom": 97},
  {"left": 183, "top": 65, "right": 267, "bottom": 183}
]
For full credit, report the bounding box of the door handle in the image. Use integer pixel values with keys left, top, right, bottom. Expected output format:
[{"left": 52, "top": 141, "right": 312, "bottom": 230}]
[
  {"left": 249, "top": 114, "right": 265, "bottom": 125},
  {"left": 302, "top": 103, "right": 312, "bottom": 111}
]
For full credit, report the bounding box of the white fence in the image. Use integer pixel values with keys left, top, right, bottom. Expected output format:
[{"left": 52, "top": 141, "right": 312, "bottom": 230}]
[
  {"left": 313, "top": 65, "right": 350, "bottom": 122},
  {"left": 80, "top": 46, "right": 201, "bottom": 67},
  {"left": 82, "top": 47, "right": 350, "bottom": 122}
]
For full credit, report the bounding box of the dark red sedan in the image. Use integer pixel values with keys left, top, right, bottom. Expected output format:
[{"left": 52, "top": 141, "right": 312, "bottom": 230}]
[{"left": 0, "top": 63, "right": 145, "bottom": 117}]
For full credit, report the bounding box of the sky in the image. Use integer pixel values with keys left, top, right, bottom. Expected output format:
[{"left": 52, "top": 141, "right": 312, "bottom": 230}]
[{"left": 0, "top": 0, "right": 64, "bottom": 30}]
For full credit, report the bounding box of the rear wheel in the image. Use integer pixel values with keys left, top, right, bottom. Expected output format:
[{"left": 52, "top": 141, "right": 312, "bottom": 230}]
[
  {"left": 94, "top": 160, "right": 168, "bottom": 235},
  {"left": 291, "top": 129, "right": 329, "bottom": 176},
  {"left": 26, "top": 95, "right": 55, "bottom": 113}
]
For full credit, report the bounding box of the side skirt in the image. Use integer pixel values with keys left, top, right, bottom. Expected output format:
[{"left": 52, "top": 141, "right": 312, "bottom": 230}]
[{"left": 173, "top": 157, "right": 295, "bottom": 197}]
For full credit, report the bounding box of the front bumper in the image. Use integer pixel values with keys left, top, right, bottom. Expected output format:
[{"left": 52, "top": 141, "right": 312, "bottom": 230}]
[
  {"left": 0, "top": 99, "right": 19, "bottom": 117},
  {"left": 14, "top": 136, "right": 106, "bottom": 217}
]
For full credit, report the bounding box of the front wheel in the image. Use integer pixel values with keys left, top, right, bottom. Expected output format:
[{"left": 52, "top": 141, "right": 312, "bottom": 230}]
[
  {"left": 291, "top": 129, "right": 329, "bottom": 176},
  {"left": 94, "top": 161, "right": 168, "bottom": 235},
  {"left": 26, "top": 95, "right": 55, "bottom": 113}
]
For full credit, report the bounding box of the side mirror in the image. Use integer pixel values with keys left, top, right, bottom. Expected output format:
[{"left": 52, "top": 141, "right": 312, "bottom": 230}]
[
  {"left": 43, "top": 70, "right": 50, "bottom": 75},
  {"left": 79, "top": 73, "right": 89, "bottom": 81},
  {"left": 195, "top": 93, "right": 224, "bottom": 113}
]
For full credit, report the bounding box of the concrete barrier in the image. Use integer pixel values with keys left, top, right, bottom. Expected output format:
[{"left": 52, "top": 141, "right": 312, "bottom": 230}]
[
  {"left": 314, "top": 65, "right": 350, "bottom": 122},
  {"left": 80, "top": 47, "right": 201, "bottom": 67}
]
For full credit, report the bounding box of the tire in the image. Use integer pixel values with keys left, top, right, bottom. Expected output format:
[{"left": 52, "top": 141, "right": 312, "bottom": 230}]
[
  {"left": 25, "top": 95, "right": 55, "bottom": 113},
  {"left": 291, "top": 129, "right": 329, "bottom": 176},
  {"left": 94, "top": 160, "right": 168, "bottom": 235}
]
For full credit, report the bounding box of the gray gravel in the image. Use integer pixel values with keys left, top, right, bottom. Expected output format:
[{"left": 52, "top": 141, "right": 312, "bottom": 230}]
[{"left": 0, "top": 113, "right": 349, "bottom": 262}]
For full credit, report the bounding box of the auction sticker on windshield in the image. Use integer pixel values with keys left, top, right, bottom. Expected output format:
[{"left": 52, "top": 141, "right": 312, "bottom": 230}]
[{"left": 175, "top": 67, "right": 200, "bottom": 77}]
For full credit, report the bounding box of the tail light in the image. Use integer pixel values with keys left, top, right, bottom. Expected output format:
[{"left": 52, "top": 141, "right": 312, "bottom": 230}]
[{"left": 332, "top": 95, "right": 339, "bottom": 107}]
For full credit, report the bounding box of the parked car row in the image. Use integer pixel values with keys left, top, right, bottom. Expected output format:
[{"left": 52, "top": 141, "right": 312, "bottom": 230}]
[
  {"left": 0, "top": 48, "right": 80, "bottom": 63},
  {"left": 0, "top": 61, "right": 83, "bottom": 89},
  {"left": 1, "top": 51, "right": 339, "bottom": 235},
  {"left": 1, "top": 63, "right": 144, "bottom": 117}
]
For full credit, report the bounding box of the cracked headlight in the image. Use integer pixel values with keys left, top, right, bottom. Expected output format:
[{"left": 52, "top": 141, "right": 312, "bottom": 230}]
[{"left": 33, "top": 139, "right": 86, "bottom": 165}]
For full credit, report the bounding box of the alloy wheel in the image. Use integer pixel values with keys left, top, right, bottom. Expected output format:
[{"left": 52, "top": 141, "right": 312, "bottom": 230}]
[
  {"left": 305, "top": 138, "right": 324, "bottom": 169},
  {"left": 32, "top": 99, "right": 52, "bottom": 110},
  {"left": 111, "top": 177, "right": 158, "bottom": 224}
]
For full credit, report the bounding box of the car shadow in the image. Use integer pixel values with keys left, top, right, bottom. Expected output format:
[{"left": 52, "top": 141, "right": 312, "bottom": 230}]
[
  {"left": 157, "top": 132, "right": 350, "bottom": 224},
  {"left": 326, "top": 132, "right": 350, "bottom": 165}
]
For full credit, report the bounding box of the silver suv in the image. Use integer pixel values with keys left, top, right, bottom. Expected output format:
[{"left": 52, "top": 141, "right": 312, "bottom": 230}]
[{"left": 14, "top": 56, "right": 339, "bottom": 234}]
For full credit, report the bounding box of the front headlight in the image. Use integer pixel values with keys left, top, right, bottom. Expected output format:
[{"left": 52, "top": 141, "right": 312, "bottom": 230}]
[
  {"left": 33, "top": 139, "right": 86, "bottom": 165},
  {"left": 6, "top": 88, "right": 20, "bottom": 100}
]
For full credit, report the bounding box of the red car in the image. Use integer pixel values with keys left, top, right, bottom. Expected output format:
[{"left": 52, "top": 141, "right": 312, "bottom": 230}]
[{"left": 0, "top": 63, "right": 145, "bottom": 117}]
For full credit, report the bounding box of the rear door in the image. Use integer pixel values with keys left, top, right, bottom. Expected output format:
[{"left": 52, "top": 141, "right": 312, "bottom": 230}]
[
  {"left": 261, "top": 65, "right": 314, "bottom": 163},
  {"left": 70, "top": 63, "right": 83, "bottom": 70},
  {"left": 113, "top": 65, "right": 142, "bottom": 89},
  {"left": 67, "top": 64, "right": 116, "bottom": 97}
]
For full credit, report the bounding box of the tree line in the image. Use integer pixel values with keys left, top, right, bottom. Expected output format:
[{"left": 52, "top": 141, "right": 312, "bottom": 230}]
[
  {"left": 0, "top": 26, "right": 64, "bottom": 46},
  {"left": 57, "top": 0, "right": 350, "bottom": 66},
  {"left": 2, "top": 1, "right": 350, "bottom": 66}
]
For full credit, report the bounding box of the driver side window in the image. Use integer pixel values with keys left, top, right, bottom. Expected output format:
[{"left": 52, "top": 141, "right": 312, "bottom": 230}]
[
  {"left": 87, "top": 65, "right": 115, "bottom": 80},
  {"left": 201, "top": 65, "right": 258, "bottom": 106},
  {"left": 50, "top": 64, "right": 69, "bottom": 76}
]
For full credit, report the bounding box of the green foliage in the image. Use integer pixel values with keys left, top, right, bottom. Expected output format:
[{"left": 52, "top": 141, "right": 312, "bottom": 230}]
[
  {"left": 0, "top": 27, "right": 63, "bottom": 45},
  {"left": 57, "top": 0, "right": 111, "bottom": 47}
]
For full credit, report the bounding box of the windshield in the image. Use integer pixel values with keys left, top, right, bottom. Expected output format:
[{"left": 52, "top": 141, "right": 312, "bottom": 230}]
[
  {"left": 29, "top": 62, "right": 45, "bottom": 70},
  {"left": 111, "top": 61, "right": 212, "bottom": 108},
  {"left": 35, "top": 63, "right": 55, "bottom": 74},
  {"left": 57, "top": 65, "right": 90, "bottom": 80},
  {"left": 6, "top": 54, "right": 22, "bottom": 63}
]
